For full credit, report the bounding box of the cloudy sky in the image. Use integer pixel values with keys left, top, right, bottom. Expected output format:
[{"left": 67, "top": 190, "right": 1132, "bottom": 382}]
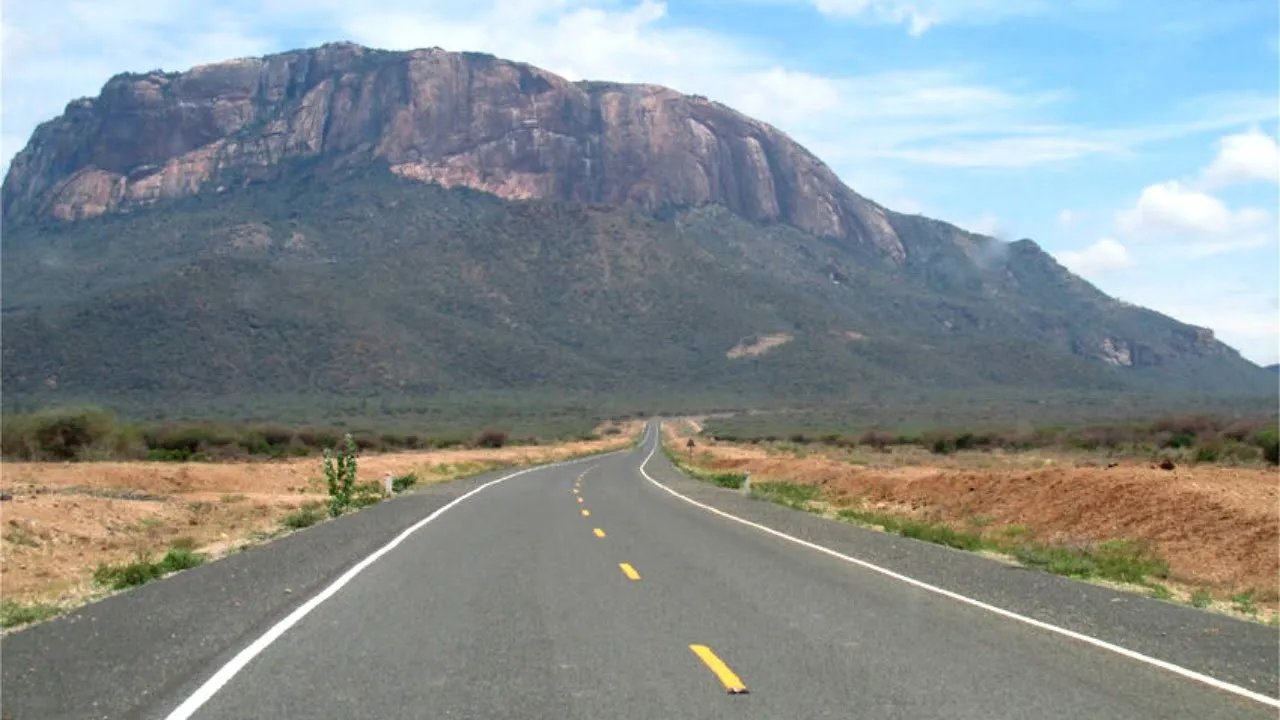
[{"left": 3, "top": 0, "right": 1278, "bottom": 363}]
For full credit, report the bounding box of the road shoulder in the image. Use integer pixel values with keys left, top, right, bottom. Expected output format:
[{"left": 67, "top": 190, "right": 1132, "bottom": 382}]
[{"left": 641, "top": 445, "right": 1280, "bottom": 700}]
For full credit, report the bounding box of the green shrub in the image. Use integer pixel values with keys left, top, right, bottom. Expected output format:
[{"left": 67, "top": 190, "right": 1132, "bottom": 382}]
[
  {"left": 1, "top": 406, "right": 140, "bottom": 460},
  {"left": 93, "top": 546, "right": 206, "bottom": 590},
  {"left": 924, "top": 432, "right": 956, "bottom": 454},
  {"left": 1190, "top": 589, "right": 1213, "bottom": 608},
  {"left": 147, "top": 448, "right": 193, "bottom": 462},
  {"left": 159, "top": 547, "right": 205, "bottom": 572},
  {"left": 282, "top": 504, "right": 323, "bottom": 529},
  {"left": 706, "top": 472, "right": 747, "bottom": 489},
  {"left": 94, "top": 559, "right": 164, "bottom": 589},
  {"left": 1254, "top": 426, "right": 1279, "bottom": 465},
  {"left": 350, "top": 481, "right": 384, "bottom": 508},
  {"left": 392, "top": 473, "right": 418, "bottom": 493},
  {"left": 1192, "top": 442, "right": 1221, "bottom": 463},
  {"left": 1218, "top": 440, "right": 1263, "bottom": 463},
  {"left": 323, "top": 434, "right": 359, "bottom": 517},
  {"left": 474, "top": 430, "right": 508, "bottom": 448},
  {"left": 1231, "top": 590, "right": 1258, "bottom": 616},
  {"left": 858, "top": 430, "right": 894, "bottom": 450}
]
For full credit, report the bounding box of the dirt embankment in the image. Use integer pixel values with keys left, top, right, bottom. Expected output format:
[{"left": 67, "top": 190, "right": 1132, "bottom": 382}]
[
  {"left": 1, "top": 427, "right": 639, "bottom": 608},
  {"left": 670, "top": 426, "right": 1279, "bottom": 603}
]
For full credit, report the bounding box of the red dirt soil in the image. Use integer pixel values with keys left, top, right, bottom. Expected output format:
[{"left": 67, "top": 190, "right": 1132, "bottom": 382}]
[{"left": 678, "top": 433, "right": 1279, "bottom": 602}]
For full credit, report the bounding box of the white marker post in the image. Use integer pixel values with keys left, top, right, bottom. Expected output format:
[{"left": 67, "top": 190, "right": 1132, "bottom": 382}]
[{"left": 383, "top": 472, "right": 394, "bottom": 496}]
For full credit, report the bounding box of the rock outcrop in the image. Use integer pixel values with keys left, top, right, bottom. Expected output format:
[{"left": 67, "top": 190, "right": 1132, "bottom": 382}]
[{"left": 2, "top": 43, "right": 905, "bottom": 261}]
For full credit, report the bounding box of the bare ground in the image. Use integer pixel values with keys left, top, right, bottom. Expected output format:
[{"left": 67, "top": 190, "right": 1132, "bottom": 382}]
[
  {"left": 668, "top": 423, "right": 1280, "bottom": 613},
  {"left": 0, "top": 427, "right": 639, "bottom": 610}
]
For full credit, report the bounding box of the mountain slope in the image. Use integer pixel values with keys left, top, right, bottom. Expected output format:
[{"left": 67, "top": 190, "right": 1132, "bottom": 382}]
[
  {"left": 1, "top": 45, "right": 1272, "bottom": 414},
  {"left": 2, "top": 162, "right": 1269, "bottom": 411}
]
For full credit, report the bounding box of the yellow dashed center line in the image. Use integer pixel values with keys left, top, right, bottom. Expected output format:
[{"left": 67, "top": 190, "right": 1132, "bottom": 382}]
[
  {"left": 581, "top": 509, "right": 590, "bottom": 517},
  {"left": 689, "top": 645, "right": 749, "bottom": 694},
  {"left": 593, "top": 528, "right": 606, "bottom": 538},
  {"left": 618, "top": 563, "right": 641, "bottom": 581}
]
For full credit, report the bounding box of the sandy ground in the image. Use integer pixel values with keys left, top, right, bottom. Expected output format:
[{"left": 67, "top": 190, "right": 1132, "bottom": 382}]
[
  {"left": 0, "top": 426, "right": 640, "bottom": 609},
  {"left": 668, "top": 424, "right": 1279, "bottom": 607}
]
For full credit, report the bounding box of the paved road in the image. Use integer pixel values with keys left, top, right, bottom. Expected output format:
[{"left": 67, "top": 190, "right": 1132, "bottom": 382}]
[{"left": 3, "top": 423, "right": 1276, "bottom": 718}]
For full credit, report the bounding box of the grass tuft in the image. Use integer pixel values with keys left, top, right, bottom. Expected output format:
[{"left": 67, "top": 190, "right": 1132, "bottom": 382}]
[
  {"left": 1231, "top": 590, "right": 1258, "bottom": 616},
  {"left": 281, "top": 503, "right": 324, "bottom": 529},
  {"left": 0, "top": 599, "right": 63, "bottom": 628},
  {"left": 93, "top": 545, "right": 206, "bottom": 590},
  {"left": 749, "top": 481, "right": 820, "bottom": 508},
  {"left": 1190, "top": 589, "right": 1214, "bottom": 608}
]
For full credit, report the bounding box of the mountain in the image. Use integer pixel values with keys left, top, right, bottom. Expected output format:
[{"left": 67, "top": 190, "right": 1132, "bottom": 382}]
[
  {"left": 2, "top": 43, "right": 1272, "bottom": 417},
  {"left": 3, "top": 43, "right": 903, "bottom": 261}
]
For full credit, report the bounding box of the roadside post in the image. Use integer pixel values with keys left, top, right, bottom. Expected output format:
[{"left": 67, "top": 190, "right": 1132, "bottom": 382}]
[{"left": 383, "top": 472, "right": 394, "bottom": 497}]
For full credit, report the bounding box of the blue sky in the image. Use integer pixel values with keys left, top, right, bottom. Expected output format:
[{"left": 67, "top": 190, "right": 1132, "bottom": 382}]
[{"left": 3, "top": 0, "right": 1278, "bottom": 363}]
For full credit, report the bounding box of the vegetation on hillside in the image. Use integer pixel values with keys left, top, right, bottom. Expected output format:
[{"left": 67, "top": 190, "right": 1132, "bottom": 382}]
[{"left": 3, "top": 162, "right": 1272, "bottom": 418}]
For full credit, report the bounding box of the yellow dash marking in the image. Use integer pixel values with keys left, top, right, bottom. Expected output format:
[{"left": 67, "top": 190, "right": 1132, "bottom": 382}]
[
  {"left": 593, "top": 528, "right": 606, "bottom": 538},
  {"left": 689, "top": 645, "right": 749, "bottom": 694},
  {"left": 573, "top": 488, "right": 579, "bottom": 494},
  {"left": 619, "top": 563, "right": 641, "bottom": 581},
  {"left": 577, "top": 497, "right": 584, "bottom": 503},
  {"left": 581, "top": 509, "right": 590, "bottom": 517}
]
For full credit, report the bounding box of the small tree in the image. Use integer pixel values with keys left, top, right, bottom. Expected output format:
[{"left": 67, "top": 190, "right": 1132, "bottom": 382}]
[{"left": 323, "top": 433, "right": 359, "bottom": 517}]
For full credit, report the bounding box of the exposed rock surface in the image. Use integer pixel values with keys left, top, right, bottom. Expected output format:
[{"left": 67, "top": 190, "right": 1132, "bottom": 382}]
[{"left": 2, "top": 43, "right": 904, "bottom": 261}]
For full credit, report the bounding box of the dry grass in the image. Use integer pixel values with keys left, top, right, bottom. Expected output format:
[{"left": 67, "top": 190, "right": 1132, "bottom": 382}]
[{"left": 0, "top": 425, "right": 640, "bottom": 615}]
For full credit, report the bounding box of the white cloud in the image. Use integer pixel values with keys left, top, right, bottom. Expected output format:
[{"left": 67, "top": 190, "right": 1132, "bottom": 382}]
[
  {"left": 1199, "top": 128, "right": 1280, "bottom": 188},
  {"left": 1057, "top": 209, "right": 1076, "bottom": 227},
  {"left": 810, "top": 0, "right": 1050, "bottom": 36},
  {"left": 963, "top": 213, "right": 1005, "bottom": 238},
  {"left": 1116, "top": 180, "right": 1273, "bottom": 255},
  {"left": 7, "top": 0, "right": 1276, "bottom": 183},
  {"left": 884, "top": 134, "right": 1119, "bottom": 167},
  {"left": 1056, "top": 237, "right": 1133, "bottom": 275},
  {"left": 0, "top": 0, "right": 277, "bottom": 166}
]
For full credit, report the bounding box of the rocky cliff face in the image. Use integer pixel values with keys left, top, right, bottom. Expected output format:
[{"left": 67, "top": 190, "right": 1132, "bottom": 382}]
[{"left": 2, "top": 43, "right": 905, "bottom": 261}]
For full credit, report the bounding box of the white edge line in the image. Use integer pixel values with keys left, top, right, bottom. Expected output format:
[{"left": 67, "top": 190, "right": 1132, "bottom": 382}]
[
  {"left": 639, "top": 424, "right": 1280, "bottom": 709},
  {"left": 164, "top": 451, "right": 613, "bottom": 720}
]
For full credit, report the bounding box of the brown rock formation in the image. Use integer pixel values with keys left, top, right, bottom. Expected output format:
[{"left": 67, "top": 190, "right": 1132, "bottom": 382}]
[{"left": 2, "top": 43, "right": 905, "bottom": 261}]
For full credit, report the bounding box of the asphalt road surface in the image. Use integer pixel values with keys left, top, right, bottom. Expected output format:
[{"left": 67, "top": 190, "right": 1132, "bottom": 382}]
[{"left": 3, "top": 422, "right": 1276, "bottom": 719}]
